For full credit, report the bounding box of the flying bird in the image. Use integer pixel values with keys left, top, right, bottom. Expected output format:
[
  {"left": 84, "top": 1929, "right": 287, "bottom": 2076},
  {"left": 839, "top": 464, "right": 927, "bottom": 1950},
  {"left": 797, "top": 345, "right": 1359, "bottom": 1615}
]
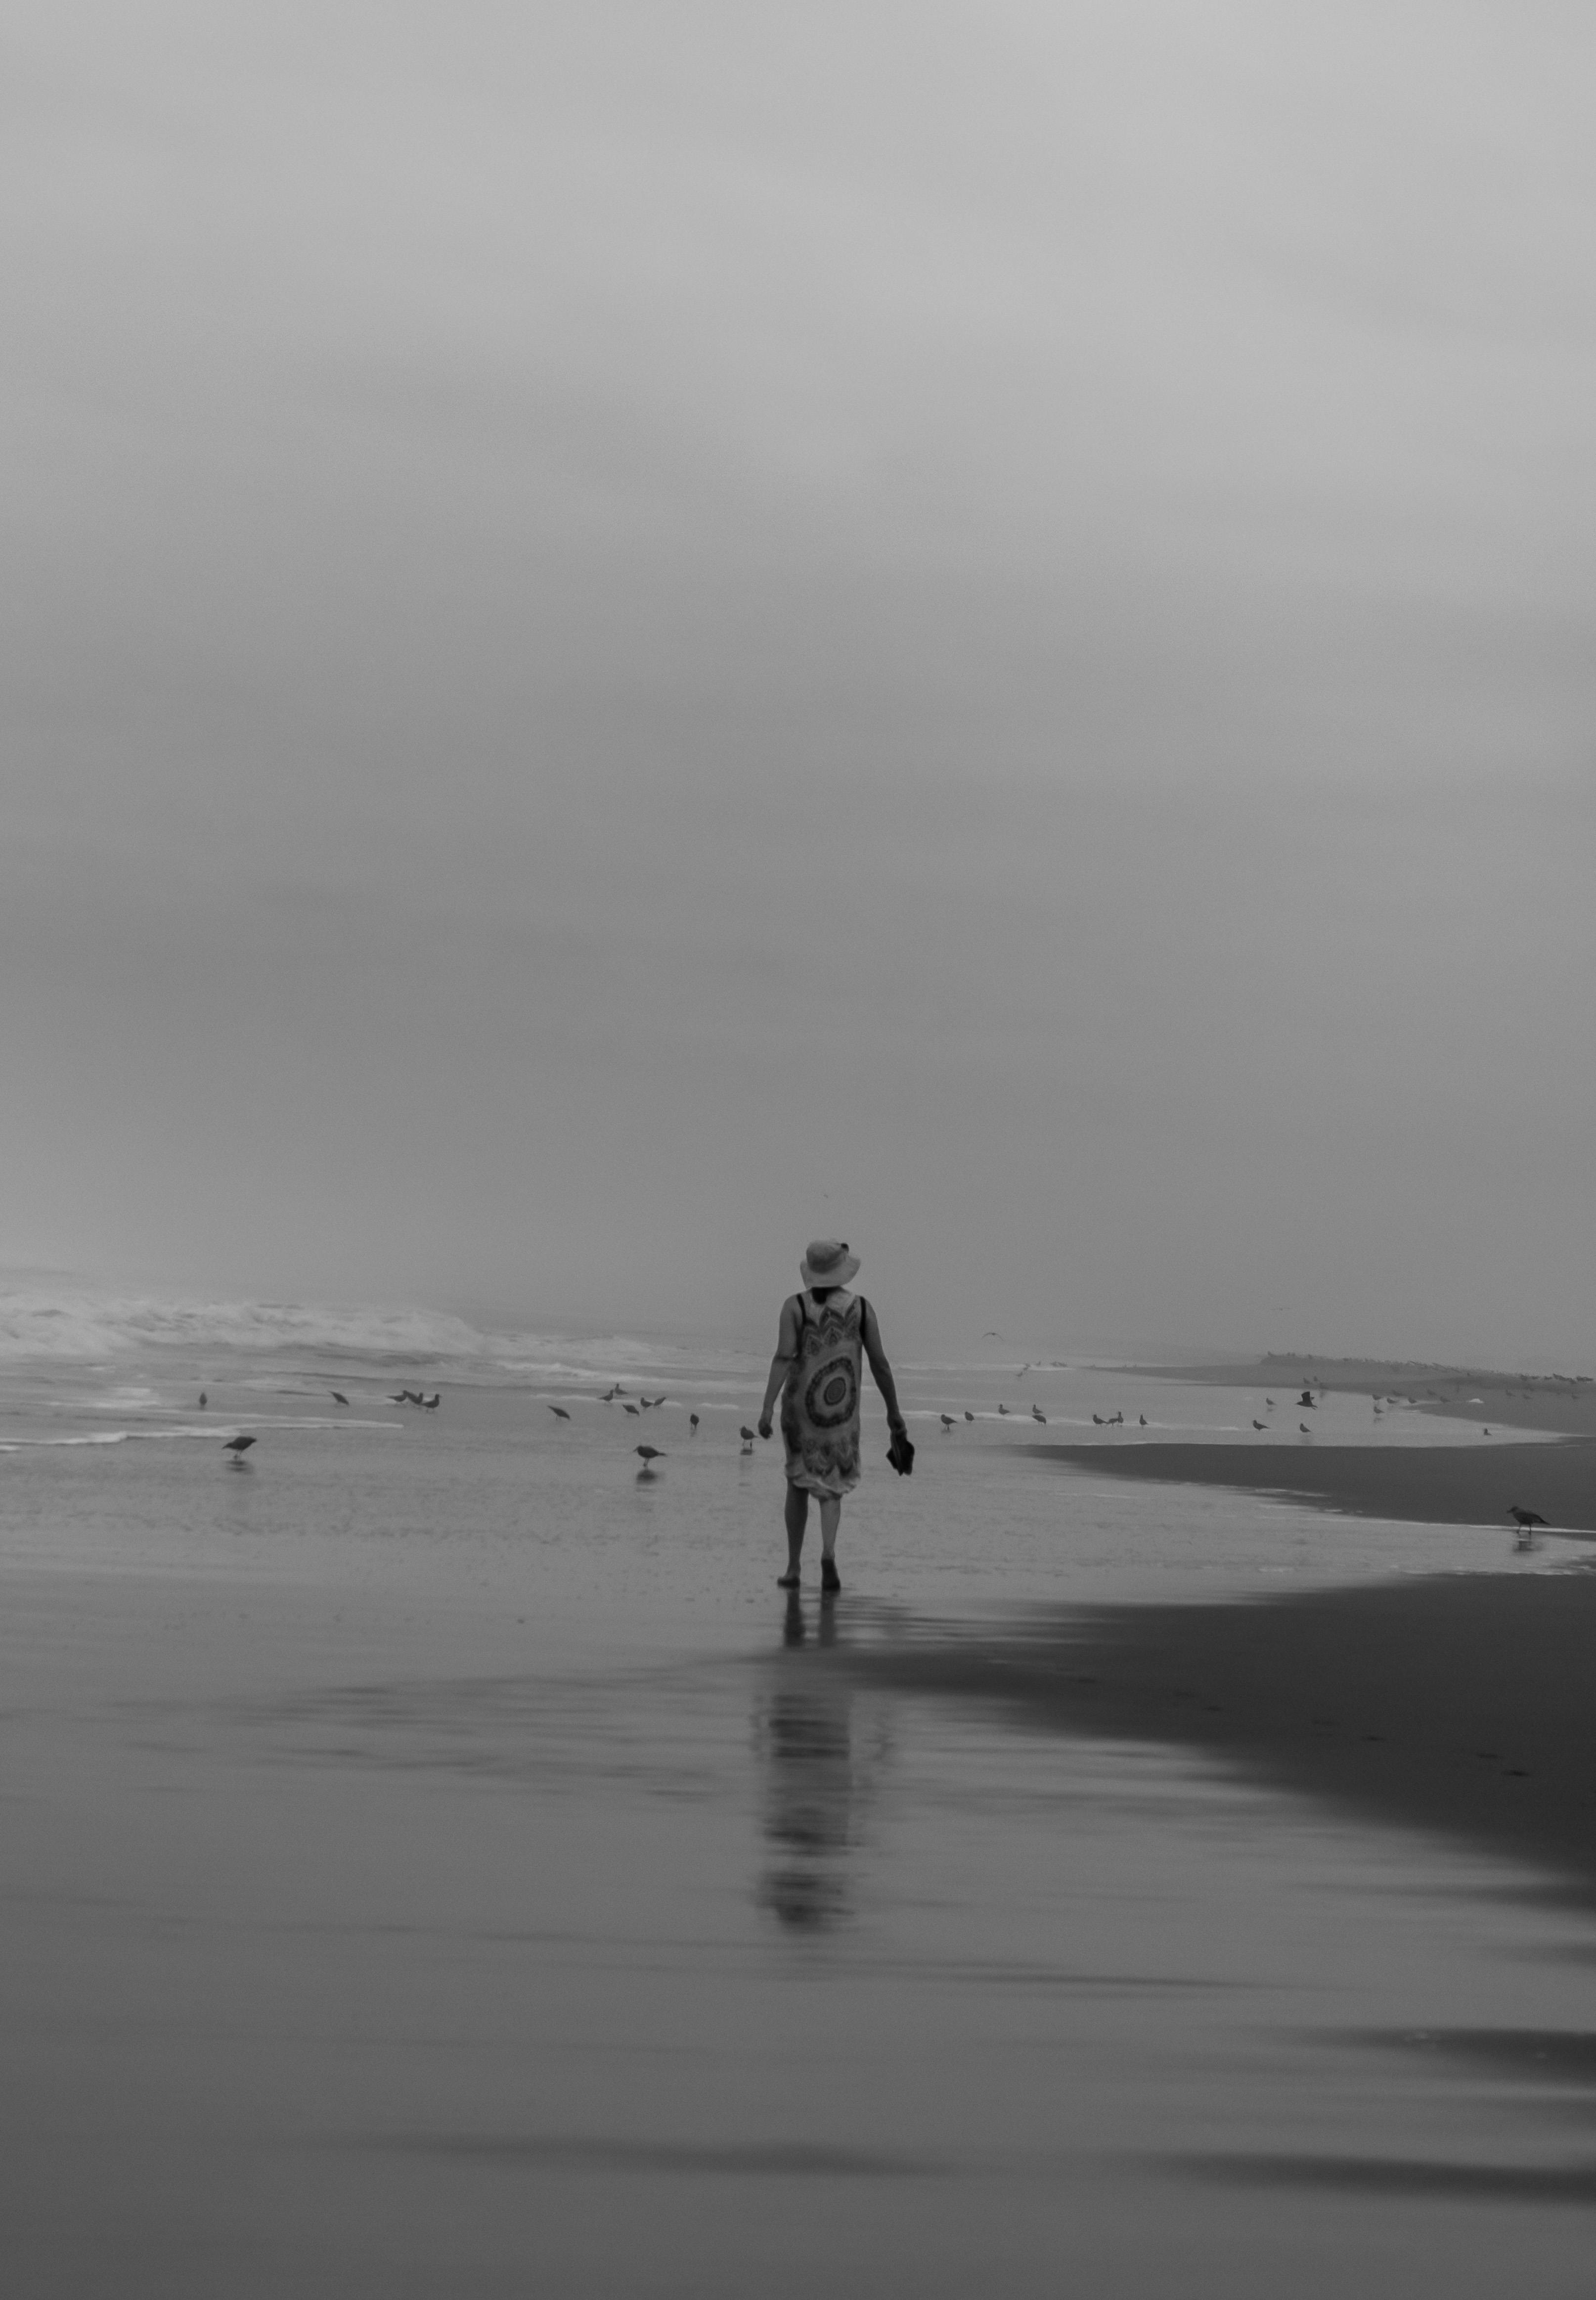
[
  {"left": 635, "top": 1444, "right": 664, "bottom": 1469},
  {"left": 1298, "top": 1391, "right": 1315, "bottom": 1408},
  {"left": 548, "top": 1405, "right": 571, "bottom": 1421},
  {"left": 330, "top": 1392, "right": 349, "bottom": 1406},
  {"left": 224, "top": 1434, "right": 255, "bottom": 1460}
]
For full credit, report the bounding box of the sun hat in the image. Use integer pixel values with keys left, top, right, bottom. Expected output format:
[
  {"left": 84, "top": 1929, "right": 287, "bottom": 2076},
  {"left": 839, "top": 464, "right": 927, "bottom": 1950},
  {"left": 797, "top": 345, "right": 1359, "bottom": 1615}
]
[{"left": 800, "top": 1238, "right": 860, "bottom": 1289}]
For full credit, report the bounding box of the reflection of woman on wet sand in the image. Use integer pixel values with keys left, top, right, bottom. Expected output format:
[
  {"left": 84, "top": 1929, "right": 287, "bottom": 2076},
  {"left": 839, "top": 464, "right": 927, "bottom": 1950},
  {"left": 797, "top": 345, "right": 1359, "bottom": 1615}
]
[
  {"left": 756, "top": 1240, "right": 908, "bottom": 1592},
  {"left": 755, "top": 1611, "right": 891, "bottom": 1932}
]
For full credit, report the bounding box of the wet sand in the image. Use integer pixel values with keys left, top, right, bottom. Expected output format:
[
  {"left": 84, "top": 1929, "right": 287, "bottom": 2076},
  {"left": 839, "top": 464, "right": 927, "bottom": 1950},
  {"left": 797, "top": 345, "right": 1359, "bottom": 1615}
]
[
  {"left": 842, "top": 1570, "right": 1596, "bottom": 1909},
  {"left": 1029, "top": 1437, "right": 1596, "bottom": 1534},
  {"left": 9, "top": 1418, "right": 1596, "bottom": 2295}
]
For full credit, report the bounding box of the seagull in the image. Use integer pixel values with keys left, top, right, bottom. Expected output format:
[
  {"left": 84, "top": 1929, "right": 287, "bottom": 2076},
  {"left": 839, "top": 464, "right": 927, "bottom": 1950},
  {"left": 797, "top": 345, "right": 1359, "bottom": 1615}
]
[
  {"left": 1253, "top": 1420, "right": 1267, "bottom": 1431},
  {"left": 224, "top": 1434, "right": 255, "bottom": 1460},
  {"left": 623, "top": 1403, "right": 640, "bottom": 1416},
  {"left": 635, "top": 1444, "right": 664, "bottom": 1470},
  {"left": 1031, "top": 1406, "right": 1046, "bottom": 1423},
  {"left": 388, "top": 1394, "right": 408, "bottom": 1404},
  {"left": 1299, "top": 1422, "right": 1311, "bottom": 1434},
  {"left": 1265, "top": 1398, "right": 1276, "bottom": 1408},
  {"left": 423, "top": 1394, "right": 440, "bottom": 1409},
  {"left": 548, "top": 1405, "right": 571, "bottom": 1421},
  {"left": 330, "top": 1392, "right": 349, "bottom": 1406},
  {"left": 198, "top": 1391, "right": 208, "bottom": 1409},
  {"left": 600, "top": 1388, "right": 618, "bottom": 1403},
  {"left": 1509, "top": 1506, "right": 1548, "bottom": 1535},
  {"left": 940, "top": 1414, "right": 955, "bottom": 1431},
  {"left": 1092, "top": 1413, "right": 1105, "bottom": 1426},
  {"left": 689, "top": 1413, "right": 700, "bottom": 1432},
  {"left": 964, "top": 1410, "right": 975, "bottom": 1422},
  {"left": 740, "top": 1425, "right": 757, "bottom": 1443},
  {"left": 997, "top": 1403, "right": 1009, "bottom": 1415},
  {"left": 1138, "top": 1414, "right": 1147, "bottom": 1426},
  {"left": 1108, "top": 1412, "right": 1123, "bottom": 1426}
]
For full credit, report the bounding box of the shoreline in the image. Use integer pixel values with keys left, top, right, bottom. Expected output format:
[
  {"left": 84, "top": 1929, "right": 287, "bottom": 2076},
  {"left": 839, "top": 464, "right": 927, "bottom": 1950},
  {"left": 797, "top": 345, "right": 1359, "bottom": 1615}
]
[
  {"left": 1027, "top": 1439, "right": 1596, "bottom": 1535},
  {"left": 843, "top": 1573, "right": 1596, "bottom": 1909}
]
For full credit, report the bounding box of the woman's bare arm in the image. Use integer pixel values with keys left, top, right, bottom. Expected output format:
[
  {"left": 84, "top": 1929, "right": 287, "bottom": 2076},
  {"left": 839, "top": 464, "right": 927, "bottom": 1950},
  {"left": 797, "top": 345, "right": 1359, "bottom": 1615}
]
[
  {"left": 861, "top": 1299, "right": 907, "bottom": 1432},
  {"left": 756, "top": 1298, "right": 800, "bottom": 1438}
]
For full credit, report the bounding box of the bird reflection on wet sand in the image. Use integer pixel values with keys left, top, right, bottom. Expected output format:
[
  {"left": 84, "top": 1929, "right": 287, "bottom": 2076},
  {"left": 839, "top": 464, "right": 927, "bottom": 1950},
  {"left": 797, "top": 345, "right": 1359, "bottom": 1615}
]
[{"left": 754, "top": 1595, "right": 887, "bottom": 1933}]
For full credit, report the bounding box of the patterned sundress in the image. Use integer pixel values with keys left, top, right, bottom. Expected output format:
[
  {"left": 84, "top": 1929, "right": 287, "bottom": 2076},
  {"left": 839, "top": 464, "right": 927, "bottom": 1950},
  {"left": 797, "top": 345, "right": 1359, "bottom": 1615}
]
[{"left": 780, "top": 1290, "right": 864, "bottom": 1497}]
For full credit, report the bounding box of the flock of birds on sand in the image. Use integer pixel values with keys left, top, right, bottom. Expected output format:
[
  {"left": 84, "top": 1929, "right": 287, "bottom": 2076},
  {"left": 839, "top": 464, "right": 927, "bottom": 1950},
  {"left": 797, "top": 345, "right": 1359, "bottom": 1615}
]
[{"left": 202, "top": 1377, "right": 1561, "bottom": 1537}]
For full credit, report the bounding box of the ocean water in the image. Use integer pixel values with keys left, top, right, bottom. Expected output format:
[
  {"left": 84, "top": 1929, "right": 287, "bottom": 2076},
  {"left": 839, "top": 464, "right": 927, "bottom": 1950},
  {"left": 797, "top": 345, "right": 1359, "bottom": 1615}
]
[{"left": 3, "top": 1290, "right": 1593, "bottom": 2297}]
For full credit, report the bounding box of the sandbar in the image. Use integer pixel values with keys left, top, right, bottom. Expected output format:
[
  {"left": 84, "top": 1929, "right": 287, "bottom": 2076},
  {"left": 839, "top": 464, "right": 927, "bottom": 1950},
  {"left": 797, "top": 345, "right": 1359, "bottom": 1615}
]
[{"left": 1028, "top": 1438, "right": 1596, "bottom": 1534}]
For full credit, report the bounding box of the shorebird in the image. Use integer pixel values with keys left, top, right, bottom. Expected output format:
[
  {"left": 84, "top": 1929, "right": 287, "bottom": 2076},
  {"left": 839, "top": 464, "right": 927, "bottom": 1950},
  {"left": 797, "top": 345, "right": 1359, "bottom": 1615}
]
[
  {"left": 330, "top": 1392, "right": 349, "bottom": 1406},
  {"left": 548, "top": 1405, "right": 571, "bottom": 1421},
  {"left": 740, "top": 1425, "right": 756, "bottom": 1443},
  {"left": 388, "top": 1393, "right": 407, "bottom": 1404},
  {"left": 1265, "top": 1398, "right": 1276, "bottom": 1408},
  {"left": 601, "top": 1388, "right": 618, "bottom": 1403},
  {"left": 689, "top": 1413, "right": 700, "bottom": 1432},
  {"left": 1298, "top": 1391, "right": 1315, "bottom": 1408},
  {"left": 199, "top": 1391, "right": 208, "bottom": 1409},
  {"left": 1299, "top": 1422, "right": 1312, "bottom": 1434},
  {"left": 224, "top": 1434, "right": 255, "bottom": 1461},
  {"left": 1253, "top": 1420, "right": 1267, "bottom": 1431},
  {"left": 423, "top": 1394, "right": 440, "bottom": 1409},
  {"left": 940, "top": 1414, "right": 955, "bottom": 1431},
  {"left": 1031, "top": 1406, "right": 1046, "bottom": 1423},
  {"left": 623, "top": 1403, "right": 640, "bottom": 1416},
  {"left": 1508, "top": 1506, "right": 1547, "bottom": 1535},
  {"left": 1108, "top": 1412, "right": 1123, "bottom": 1426},
  {"left": 997, "top": 1403, "right": 1009, "bottom": 1415},
  {"left": 1092, "top": 1413, "right": 1105, "bottom": 1426},
  {"left": 964, "top": 1410, "right": 975, "bottom": 1422},
  {"left": 635, "top": 1444, "right": 664, "bottom": 1470},
  {"left": 1138, "top": 1414, "right": 1147, "bottom": 1426}
]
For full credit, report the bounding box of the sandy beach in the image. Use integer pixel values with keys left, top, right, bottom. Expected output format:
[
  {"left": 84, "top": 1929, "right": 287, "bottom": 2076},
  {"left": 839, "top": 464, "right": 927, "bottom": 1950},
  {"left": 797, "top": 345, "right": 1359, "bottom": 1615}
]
[
  {"left": 7, "top": 1346, "right": 1596, "bottom": 2294},
  {"left": 1030, "top": 1437, "right": 1596, "bottom": 1534}
]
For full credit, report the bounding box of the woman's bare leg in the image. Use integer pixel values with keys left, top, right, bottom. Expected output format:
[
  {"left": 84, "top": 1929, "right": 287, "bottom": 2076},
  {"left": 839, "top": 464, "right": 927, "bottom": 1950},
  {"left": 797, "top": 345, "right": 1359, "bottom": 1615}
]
[
  {"left": 818, "top": 1497, "right": 842, "bottom": 1559},
  {"left": 780, "top": 1484, "right": 808, "bottom": 1584}
]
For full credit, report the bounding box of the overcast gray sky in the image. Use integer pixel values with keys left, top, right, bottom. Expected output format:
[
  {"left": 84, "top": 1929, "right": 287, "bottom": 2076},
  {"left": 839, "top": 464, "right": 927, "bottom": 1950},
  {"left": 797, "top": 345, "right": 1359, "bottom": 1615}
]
[{"left": 4, "top": 0, "right": 1593, "bottom": 1362}]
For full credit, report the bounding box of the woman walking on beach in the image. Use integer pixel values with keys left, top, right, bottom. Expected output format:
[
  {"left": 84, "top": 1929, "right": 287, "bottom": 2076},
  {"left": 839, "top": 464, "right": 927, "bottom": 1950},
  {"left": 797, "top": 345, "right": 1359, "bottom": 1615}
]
[{"left": 757, "top": 1240, "right": 909, "bottom": 1592}]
